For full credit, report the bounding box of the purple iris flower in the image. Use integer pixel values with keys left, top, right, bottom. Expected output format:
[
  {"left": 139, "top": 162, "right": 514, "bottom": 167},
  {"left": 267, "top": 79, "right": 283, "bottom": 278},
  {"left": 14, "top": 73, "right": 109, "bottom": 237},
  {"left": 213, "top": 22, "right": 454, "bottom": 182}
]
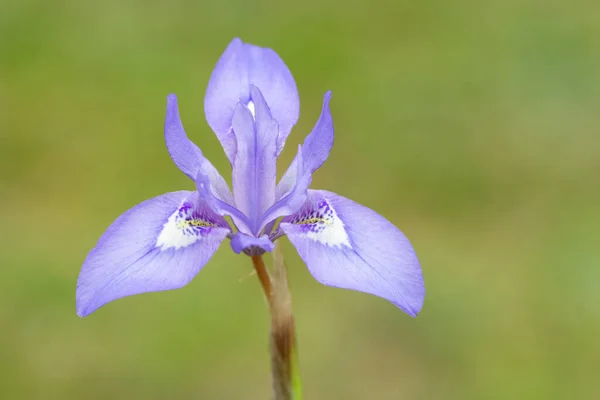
[{"left": 76, "top": 38, "right": 425, "bottom": 318}]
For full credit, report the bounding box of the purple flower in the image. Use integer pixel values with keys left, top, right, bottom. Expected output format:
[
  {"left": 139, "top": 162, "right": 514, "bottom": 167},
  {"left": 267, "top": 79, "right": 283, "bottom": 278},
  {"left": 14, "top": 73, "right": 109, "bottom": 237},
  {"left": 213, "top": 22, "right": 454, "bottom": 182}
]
[{"left": 76, "top": 38, "right": 425, "bottom": 317}]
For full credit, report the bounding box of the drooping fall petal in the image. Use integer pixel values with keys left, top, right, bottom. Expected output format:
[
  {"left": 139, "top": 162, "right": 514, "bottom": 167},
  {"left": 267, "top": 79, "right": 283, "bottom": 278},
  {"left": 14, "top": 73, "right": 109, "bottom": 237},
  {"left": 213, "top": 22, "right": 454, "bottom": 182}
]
[
  {"left": 280, "top": 190, "right": 425, "bottom": 317},
  {"left": 76, "top": 191, "right": 231, "bottom": 317}
]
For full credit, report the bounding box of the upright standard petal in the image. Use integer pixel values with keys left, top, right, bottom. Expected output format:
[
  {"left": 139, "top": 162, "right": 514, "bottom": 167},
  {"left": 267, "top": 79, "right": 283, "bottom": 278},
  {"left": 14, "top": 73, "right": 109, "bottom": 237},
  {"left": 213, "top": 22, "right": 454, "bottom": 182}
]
[
  {"left": 258, "top": 91, "right": 334, "bottom": 234},
  {"left": 231, "top": 86, "right": 278, "bottom": 234},
  {"left": 165, "top": 94, "right": 204, "bottom": 180},
  {"left": 280, "top": 190, "right": 425, "bottom": 317},
  {"left": 165, "top": 94, "right": 234, "bottom": 205},
  {"left": 204, "top": 38, "right": 299, "bottom": 162},
  {"left": 76, "top": 191, "right": 231, "bottom": 317},
  {"left": 276, "top": 92, "right": 334, "bottom": 200}
]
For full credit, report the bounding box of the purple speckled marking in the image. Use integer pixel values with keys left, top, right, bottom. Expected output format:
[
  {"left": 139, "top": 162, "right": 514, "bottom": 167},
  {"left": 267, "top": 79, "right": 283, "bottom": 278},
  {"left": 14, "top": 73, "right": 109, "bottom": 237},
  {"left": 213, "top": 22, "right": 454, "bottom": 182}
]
[
  {"left": 290, "top": 199, "right": 334, "bottom": 234},
  {"left": 176, "top": 202, "right": 222, "bottom": 237}
]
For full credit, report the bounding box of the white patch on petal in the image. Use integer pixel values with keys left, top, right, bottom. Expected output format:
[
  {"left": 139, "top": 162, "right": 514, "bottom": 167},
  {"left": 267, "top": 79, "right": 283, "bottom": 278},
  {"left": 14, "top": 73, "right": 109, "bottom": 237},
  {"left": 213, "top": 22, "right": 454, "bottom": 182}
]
[
  {"left": 156, "top": 202, "right": 218, "bottom": 251},
  {"left": 292, "top": 200, "right": 351, "bottom": 248},
  {"left": 247, "top": 100, "right": 256, "bottom": 120}
]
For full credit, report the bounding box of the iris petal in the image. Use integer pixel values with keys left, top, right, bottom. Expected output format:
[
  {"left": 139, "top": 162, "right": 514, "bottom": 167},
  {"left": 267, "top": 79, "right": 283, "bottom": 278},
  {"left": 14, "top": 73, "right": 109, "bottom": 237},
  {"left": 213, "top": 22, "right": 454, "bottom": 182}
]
[
  {"left": 204, "top": 38, "right": 299, "bottom": 162},
  {"left": 257, "top": 144, "right": 312, "bottom": 234},
  {"left": 276, "top": 91, "right": 333, "bottom": 200},
  {"left": 280, "top": 190, "right": 425, "bottom": 317},
  {"left": 195, "top": 172, "right": 253, "bottom": 235},
  {"left": 165, "top": 94, "right": 234, "bottom": 204},
  {"left": 230, "top": 233, "right": 275, "bottom": 255},
  {"left": 231, "top": 85, "right": 278, "bottom": 233},
  {"left": 76, "top": 191, "right": 231, "bottom": 317}
]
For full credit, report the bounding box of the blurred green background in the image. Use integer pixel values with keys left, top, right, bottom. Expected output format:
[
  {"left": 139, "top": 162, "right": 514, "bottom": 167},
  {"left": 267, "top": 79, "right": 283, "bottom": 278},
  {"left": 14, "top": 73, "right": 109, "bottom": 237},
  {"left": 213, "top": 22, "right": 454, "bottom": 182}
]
[{"left": 1, "top": 0, "right": 599, "bottom": 398}]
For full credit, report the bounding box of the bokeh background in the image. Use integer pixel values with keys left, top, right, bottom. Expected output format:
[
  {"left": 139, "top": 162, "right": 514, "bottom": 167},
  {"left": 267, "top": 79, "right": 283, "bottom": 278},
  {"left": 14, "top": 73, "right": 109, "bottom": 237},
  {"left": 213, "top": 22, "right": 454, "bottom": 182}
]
[{"left": 1, "top": 0, "right": 599, "bottom": 398}]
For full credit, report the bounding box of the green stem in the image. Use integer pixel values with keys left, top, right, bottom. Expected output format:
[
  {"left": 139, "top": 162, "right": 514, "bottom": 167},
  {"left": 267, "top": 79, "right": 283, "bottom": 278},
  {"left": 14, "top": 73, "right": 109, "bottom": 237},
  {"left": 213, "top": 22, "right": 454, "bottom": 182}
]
[{"left": 251, "top": 248, "right": 303, "bottom": 400}]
